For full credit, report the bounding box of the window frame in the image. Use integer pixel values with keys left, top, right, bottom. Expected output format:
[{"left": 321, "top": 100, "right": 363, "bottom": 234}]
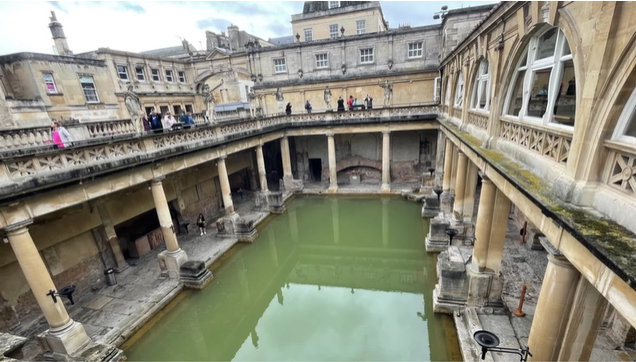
[
  {"left": 356, "top": 20, "right": 366, "bottom": 35},
  {"left": 165, "top": 69, "right": 174, "bottom": 83},
  {"left": 304, "top": 28, "right": 313, "bottom": 42},
  {"left": 471, "top": 59, "right": 491, "bottom": 112},
  {"left": 151, "top": 68, "right": 160, "bottom": 82},
  {"left": 315, "top": 53, "right": 329, "bottom": 69},
  {"left": 78, "top": 74, "right": 99, "bottom": 103},
  {"left": 135, "top": 66, "right": 146, "bottom": 82},
  {"left": 611, "top": 86, "right": 636, "bottom": 145},
  {"left": 407, "top": 42, "right": 423, "bottom": 59},
  {"left": 328, "top": 1, "right": 340, "bottom": 9},
  {"left": 329, "top": 24, "right": 339, "bottom": 39},
  {"left": 503, "top": 27, "right": 575, "bottom": 129},
  {"left": 444, "top": 77, "right": 450, "bottom": 105},
  {"left": 454, "top": 71, "right": 464, "bottom": 107},
  {"left": 178, "top": 71, "right": 186, "bottom": 83},
  {"left": 42, "top": 72, "right": 58, "bottom": 93},
  {"left": 273, "top": 58, "right": 287, "bottom": 73},
  {"left": 116, "top": 65, "right": 129, "bottom": 81},
  {"left": 359, "top": 47, "right": 374, "bottom": 64}
]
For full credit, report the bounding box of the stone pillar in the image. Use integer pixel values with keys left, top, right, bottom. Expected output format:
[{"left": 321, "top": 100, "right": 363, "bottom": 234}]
[
  {"left": 557, "top": 277, "right": 608, "bottom": 361},
  {"left": 442, "top": 139, "right": 453, "bottom": 193},
  {"left": 327, "top": 133, "right": 338, "bottom": 193},
  {"left": 217, "top": 156, "right": 234, "bottom": 215},
  {"left": 280, "top": 136, "right": 293, "bottom": 190},
  {"left": 484, "top": 189, "right": 511, "bottom": 275},
  {"left": 6, "top": 221, "right": 90, "bottom": 355},
  {"left": 462, "top": 163, "right": 478, "bottom": 222},
  {"left": 97, "top": 205, "right": 129, "bottom": 272},
  {"left": 382, "top": 198, "right": 389, "bottom": 247},
  {"left": 381, "top": 131, "right": 391, "bottom": 193},
  {"left": 452, "top": 151, "right": 468, "bottom": 221},
  {"left": 450, "top": 146, "right": 458, "bottom": 193},
  {"left": 255, "top": 144, "right": 268, "bottom": 192},
  {"left": 528, "top": 253, "right": 580, "bottom": 362},
  {"left": 151, "top": 178, "right": 188, "bottom": 277},
  {"left": 472, "top": 176, "right": 496, "bottom": 272}
]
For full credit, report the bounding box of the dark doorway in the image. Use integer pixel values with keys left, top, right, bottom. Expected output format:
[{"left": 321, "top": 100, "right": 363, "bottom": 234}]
[
  {"left": 145, "top": 106, "right": 154, "bottom": 116},
  {"left": 308, "top": 158, "right": 322, "bottom": 181},
  {"left": 173, "top": 105, "right": 182, "bottom": 115},
  {"left": 263, "top": 140, "right": 283, "bottom": 191}
]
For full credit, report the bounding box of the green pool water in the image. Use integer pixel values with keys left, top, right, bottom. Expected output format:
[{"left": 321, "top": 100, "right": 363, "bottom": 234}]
[{"left": 124, "top": 196, "right": 458, "bottom": 361}]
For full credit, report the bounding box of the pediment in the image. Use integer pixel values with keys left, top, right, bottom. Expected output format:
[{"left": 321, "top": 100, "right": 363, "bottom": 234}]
[{"left": 205, "top": 49, "right": 230, "bottom": 61}]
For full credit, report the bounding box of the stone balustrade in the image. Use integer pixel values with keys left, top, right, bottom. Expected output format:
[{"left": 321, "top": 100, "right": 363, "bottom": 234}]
[
  {"left": 0, "top": 127, "right": 52, "bottom": 150},
  {"left": 467, "top": 110, "right": 488, "bottom": 130},
  {"left": 499, "top": 118, "right": 572, "bottom": 165},
  {"left": 604, "top": 142, "right": 636, "bottom": 197}
]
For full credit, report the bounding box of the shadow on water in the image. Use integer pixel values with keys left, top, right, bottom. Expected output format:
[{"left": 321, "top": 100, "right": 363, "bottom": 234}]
[{"left": 123, "top": 196, "right": 461, "bottom": 361}]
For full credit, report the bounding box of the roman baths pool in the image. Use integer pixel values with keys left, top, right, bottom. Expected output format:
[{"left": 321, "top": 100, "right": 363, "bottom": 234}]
[{"left": 122, "top": 196, "right": 459, "bottom": 361}]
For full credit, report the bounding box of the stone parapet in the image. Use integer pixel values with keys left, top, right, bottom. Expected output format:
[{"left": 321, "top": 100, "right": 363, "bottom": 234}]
[{"left": 179, "top": 260, "right": 213, "bottom": 290}]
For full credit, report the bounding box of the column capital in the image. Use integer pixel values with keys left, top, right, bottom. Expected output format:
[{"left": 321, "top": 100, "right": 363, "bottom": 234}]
[
  {"left": 326, "top": 131, "right": 334, "bottom": 138},
  {"left": 151, "top": 175, "right": 165, "bottom": 185},
  {"left": 4, "top": 219, "right": 33, "bottom": 235},
  {"left": 218, "top": 155, "right": 227, "bottom": 161},
  {"left": 382, "top": 130, "right": 391, "bottom": 135}
]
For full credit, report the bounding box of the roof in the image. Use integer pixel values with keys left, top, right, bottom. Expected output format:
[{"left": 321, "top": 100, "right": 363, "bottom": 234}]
[
  {"left": 140, "top": 42, "right": 198, "bottom": 58},
  {"left": 302, "top": 1, "right": 371, "bottom": 13},
  {"left": 269, "top": 36, "right": 295, "bottom": 45}
]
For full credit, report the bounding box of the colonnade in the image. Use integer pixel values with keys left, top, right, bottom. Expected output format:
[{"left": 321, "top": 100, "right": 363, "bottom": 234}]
[{"left": 438, "top": 134, "right": 611, "bottom": 361}]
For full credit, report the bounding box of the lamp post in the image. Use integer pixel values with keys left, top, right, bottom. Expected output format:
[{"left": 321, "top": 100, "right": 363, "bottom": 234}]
[{"left": 474, "top": 330, "right": 532, "bottom": 362}]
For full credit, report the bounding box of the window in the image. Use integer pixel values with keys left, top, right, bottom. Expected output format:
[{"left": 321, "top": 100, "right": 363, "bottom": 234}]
[
  {"left": 304, "top": 28, "right": 313, "bottom": 42},
  {"left": 360, "top": 48, "right": 374, "bottom": 63},
  {"left": 471, "top": 60, "right": 491, "bottom": 111},
  {"left": 165, "top": 70, "right": 174, "bottom": 83},
  {"left": 43, "top": 73, "right": 57, "bottom": 93},
  {"left": 444, "top": 78, "right": 450, "bottom": 105},
  {"left": 356, "top": 20, "right": 366, "bottom": 35},
  {"left": 79, "top": 75, "right": 99, "bottom": 103},
  {"left": 151, "top": 68, "right": 160, "bottom": 82},
  {"left": 315, "top": 53, "right": 329, "bottom": 68},
  {"left": 273, "top": 58, "right": 286, "bottom": 73},
  {"left": 454, "top": 72, "right": 464, "bottom": 107},
  {"left": 329, "top": 1, "right": 340, "bottom": 8},
  {"left": 329, "top": 24, "right": 339, "bottom": 39},
  {"left": 611, "top": 87, "right": 636, "bottom": 144},
  {"left": 178, "top": 71, "right": 186, "bottom": 83},
  {"left": 135, "top": 67, "right": 145, "bottom": 81},
  {"left": 408, "top": 42, "right": 423, "bottom": 58},
  {"left": 504, "top": 27, "right": 575, "bottom": 127},
  {"left": 116, "top": 65, "right": 129, "bottom": 81}
]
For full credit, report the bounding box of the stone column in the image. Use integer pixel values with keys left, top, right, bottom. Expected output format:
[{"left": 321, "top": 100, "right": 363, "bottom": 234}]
[
  {"left": 151, "top": 178, "right": 188, "bottom": 277},
  {"left": 485, "top": 189, "right": 511, "bottom": 274},
  {"left": 327, "top": 133, "right": 338, "bottom": 192},
  {"left": 6, "top": 221, "right": 90, "bottom": 355},
  {"left": 452, "top": 151, "right": 468, "bottom": 221},
  {"left": 462, "top": 163, "right": 478, "bottom": 222},
  {"left": 528, "top": 253, "right": 580, "bottom": 361},
  {"left": 96, "top": 205, "right": 129, "bottom": 272},
  {"left": 280, "top": 136, "right": 293, "bottom": 190},
  {"left": 557, "top": 277, "right": 608, "bottom": 361},
  {"left": 472, "top": 176, "right": 496, "bottom": 272},
  {"left": 450, "top": 146, "right": 458, "bottom": 193},
  {"left": 381, "top": 131, "right": 391, "bottom": 193},
  {"left": 442, "top": 139, "right": 453, "bottom": 193},
  {"left": 255, "top": 144, "right": 268, "bottom": 192},
  {"left": 217, "top": 156, "right": 234, "bottom": 215}
]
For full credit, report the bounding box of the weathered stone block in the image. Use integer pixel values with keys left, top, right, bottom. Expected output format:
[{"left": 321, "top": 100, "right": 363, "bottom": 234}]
[
  {"left": 425, "top": 216, "right": 451, "bottom": 252},
  {"left": 422, "top": 194, "right": 440, "bottom": 218},
  {"left": 433, "top": 246, "right": 469, "bottom": 314},
  {"left": 440, "top": 192, "right": 454, "bottom": 214},
  {"left": 236, "top": 218, "right": 258, "bottom": 243},
  {"left": 179, "top": 260, "right": 213, "bottom": 289},
  {"left": 466, "top": 267, "right": 505, "bottom": 308},
  {"left": 267, "top": 192, "right": 286, "bottom": 214}
]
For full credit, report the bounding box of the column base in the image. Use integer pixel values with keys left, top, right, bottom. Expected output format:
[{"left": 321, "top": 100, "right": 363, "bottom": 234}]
[
  {"left": 466, "top": 264, "right": 505, "bottom": 308},
  {"left": 236, "top": 218, "right": 259, "bottom": 242},
  {"left": 158, "top": 249, "right": 188, "bottom": 279},
  {"left": 283, "top": 175, "right": 293, "bottom": 191},
  {"left": 327, "top": 185, "right": 338, "bottom": 194},
  {"left": 179, "top": 260, "right": 214, "bottom": 290},
  {"left": 440, "top": 192, "right": 454, "bottom": 214},
  {"left": 267, "top": 192, "right": 286, "bottom": 213},
  {"left": 421, "top": 194, "right": 440, "bottom": 218},
  {"left": 44, "top": 319, "right": 90, "bottom": 355},
  {"left": 433, "top": 246, "right": 469, "bottom": 314},
  {"left": 113, "top": 264, "right": 130, "bottom": 273},
  {"left": 425, "top": 217, "right": 451, "bottom": 252},
  {"left": 380, "top": 184, "right": 391, "bottom": 193}
]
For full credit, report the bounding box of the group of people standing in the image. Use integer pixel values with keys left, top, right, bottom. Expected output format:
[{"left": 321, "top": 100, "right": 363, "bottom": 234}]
[
  {"left": 337, "top": 94, "right": 373, "bottom": 112},
  {"left": 143, "top": 108, "right": 195, "bottom": 131}
]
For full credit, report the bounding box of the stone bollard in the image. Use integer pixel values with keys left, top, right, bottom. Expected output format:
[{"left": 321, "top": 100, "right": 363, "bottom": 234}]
[
  {"left": 235, "top": 217, "right": 258, "bottom": 242},
  {"left": 267, "top": 192, "right": 286, "bottom": 214},
  {"left": 421, "top": 194, "right": 440, "bottom": 218},
  {"left": 433, "top": 246, "right": 469, "bottom": 314},
  {"left": 179, "top": 260, "right": 213, "bottom": 289},
  {"left": 425, "top": 214, "right": 451, "bottom": 252}
]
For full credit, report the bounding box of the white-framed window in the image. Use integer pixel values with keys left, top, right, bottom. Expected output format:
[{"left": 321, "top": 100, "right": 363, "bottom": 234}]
[
  {"left": 329, "top": 24, "right": 338, "bottom": 39},
  {"left": 304, "top": 28, "right": 313, "bottom": 42},
  {"left": 315, "top": 53, "right": 329, "bottom": 68},
  {"left": 444, "top": 77, "right": 450, "bottom": 105},
  {"left": 356, "top": 20, "right": 366, "bottom": 35},
  {"left": 454, "top": 72, "right": 464, "bottom": 107},
  {"left": 151, "top": 68, "right": 160, "bottom": 82},
  {"left": 273, "top": 58, "right": 286, "bottom": 73},
  {"left": 165, "top": 70, "right": 174, "bottom": 83},
  {"left": 116, "top": 65, "right": 129, "bottom": 81},
  {"left": 408, "top": 42, "right": 423, "bottom": 58},
  {"left": 504, "top": 27, "right": 575, "bottom": 127},
  {"left": 178, "top": 71, "right": 186, "bottom": 83},
  {"left": 79, "top": 75, "right": 99, "bottom": 103},
  {"left": 471, "top": 60, "right": 491, "bottom": 111},
  {"left": 329, "top": 1, "right": 340, "bottom": 9},
  {"left": 360, "top": 48, "right": 374, "bottom": 63},
  {"left": 611, "top": 87, "right": 636, "bottom": 144},
  {"left": 135, "top": 67, "right": 145, "bottom": 81},
  {"left": 43, "top": 73, "right": 57, "bottom": 93}
]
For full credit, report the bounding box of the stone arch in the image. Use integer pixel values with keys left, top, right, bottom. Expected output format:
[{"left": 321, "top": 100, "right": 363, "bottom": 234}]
[
  {"left": 466, "top": 55, "right": 488, "bottom": 110},
  {"left": 350, "top": 133, "right": 378, "bottom": 160}
]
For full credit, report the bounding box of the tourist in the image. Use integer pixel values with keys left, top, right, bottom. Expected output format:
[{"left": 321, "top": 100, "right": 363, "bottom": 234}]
[
  {"left": 337, "top": 96, "right": 345, "bottom": 112},
  {"left": 347, "top": 95, "right": 353, "bottom": 110},
  {"left": 353, "top": 98, "right": 359, "bottom": 107},
  {"left": 163, "top": 111, "right": 176, "bottom": 130},
  {"left": 51, "top": 120, "right": 73, "bottom": 149},
  {"left": 285, "top": 102, "right": 292, "bottom": 115},
  {"left": 197, "top": 213, "right": 206, "bottom": 235},
  {"left": 179, "top": 110, "right": 189, "bottom": 124},
  {"left": 141, "top": 113, "right": 150, "bottom": 131},
  {"left": 148, "top": 108, "right": 163, "bottom": 131},
  {"left": 305, "top": 100, "right": 312, "bottom": 114},
  {"left": 364, "top": 94, "right": 373, "bottom": 110},
  {"left": 185, "top": 112, "right": 195, "bottom": 126}
]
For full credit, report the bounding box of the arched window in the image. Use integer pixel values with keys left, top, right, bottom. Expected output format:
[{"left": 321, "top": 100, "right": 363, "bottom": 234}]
[
  {"left": 454, "top": 72, "right": 464, "bottom": 107},
  {"left": 611, "top": 87, "right": 636, "bottom": 144},
  {"left": 471, "top": 60, "right": 490, "bottom": 111},
  {"left": 504, "top": 27, "right": 575, "bottom": 127},
  {"left": 444, "top": 77, "right": 450, "bottom": 105}
]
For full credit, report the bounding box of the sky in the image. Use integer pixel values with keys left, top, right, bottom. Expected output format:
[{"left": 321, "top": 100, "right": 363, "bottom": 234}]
[{"left": 0, "top": 1, "right": 496, "bottom": 55}]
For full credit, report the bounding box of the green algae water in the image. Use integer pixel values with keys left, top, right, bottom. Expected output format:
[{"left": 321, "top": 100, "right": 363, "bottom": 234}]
[{"left": 125, "top": 196, "right": 458, "bottom": 361}]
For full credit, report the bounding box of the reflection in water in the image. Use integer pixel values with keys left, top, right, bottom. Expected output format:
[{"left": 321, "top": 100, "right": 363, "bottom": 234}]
[{"left": 125, "top": 197, "right": 452, "bottom": 361}]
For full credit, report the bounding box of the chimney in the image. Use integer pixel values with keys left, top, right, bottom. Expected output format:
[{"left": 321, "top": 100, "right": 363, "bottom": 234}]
[
  {"left": 49, "top": 11, "right": 73, "bottom": 56},
  {"left": 227, "top": 24, "right": 239, "bottom": 52}
]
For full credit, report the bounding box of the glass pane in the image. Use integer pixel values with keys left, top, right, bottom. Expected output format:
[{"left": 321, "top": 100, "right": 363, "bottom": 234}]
[
  {"left": 626, "top": 115, "right": 636, "bottom": 137},
  {"left": 536, "top": 28, "right": 558, "bottom": 60},
  {"left": 527, "top": 68, "right": 552, "bottom": 118},
  {"left": 562, "top": 40, "right": 571, "bottom": 56},
  {"left": 552, "top": 59, "right": 576, "bottom": 126},
  {"left": 478, "top": 80, "right": 487, "bottom": 109},
  {"left": 507, "top": 70, "right": 526, "bottom": 116}
]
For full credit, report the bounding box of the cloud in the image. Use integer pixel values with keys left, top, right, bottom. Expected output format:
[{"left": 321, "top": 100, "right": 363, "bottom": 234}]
[
  {"left": 48, "top": 1, "right": 67, "bottom": 13},
  {"left": 196, "top": 18, "right": 230, "bottom": 32},
  {"left": 114, "top": 2, "right": 145, "bottom": 14},
  {"left": 265, "top": 21, "right": 290, "bottom": 38}
]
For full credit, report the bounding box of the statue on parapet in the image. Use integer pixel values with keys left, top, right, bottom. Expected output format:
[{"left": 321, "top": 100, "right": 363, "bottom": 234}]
[
  {"left": 123, "top": 85, "right": 143, "bottom": 133},
  {"left": 202, "top": 83, "right": 216, "bottom": 122},
  {"left": 248, "top": 88, "right": 258, "bottom": 118},
  {"left": 379, "top": 80, "right": 393, "bottom": 107},
  {"left": 324, "top": 86, "right": 332, "bottom": 111},
  {"left": 275, "top": 87, "right": 284, "bottom": 114}
]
